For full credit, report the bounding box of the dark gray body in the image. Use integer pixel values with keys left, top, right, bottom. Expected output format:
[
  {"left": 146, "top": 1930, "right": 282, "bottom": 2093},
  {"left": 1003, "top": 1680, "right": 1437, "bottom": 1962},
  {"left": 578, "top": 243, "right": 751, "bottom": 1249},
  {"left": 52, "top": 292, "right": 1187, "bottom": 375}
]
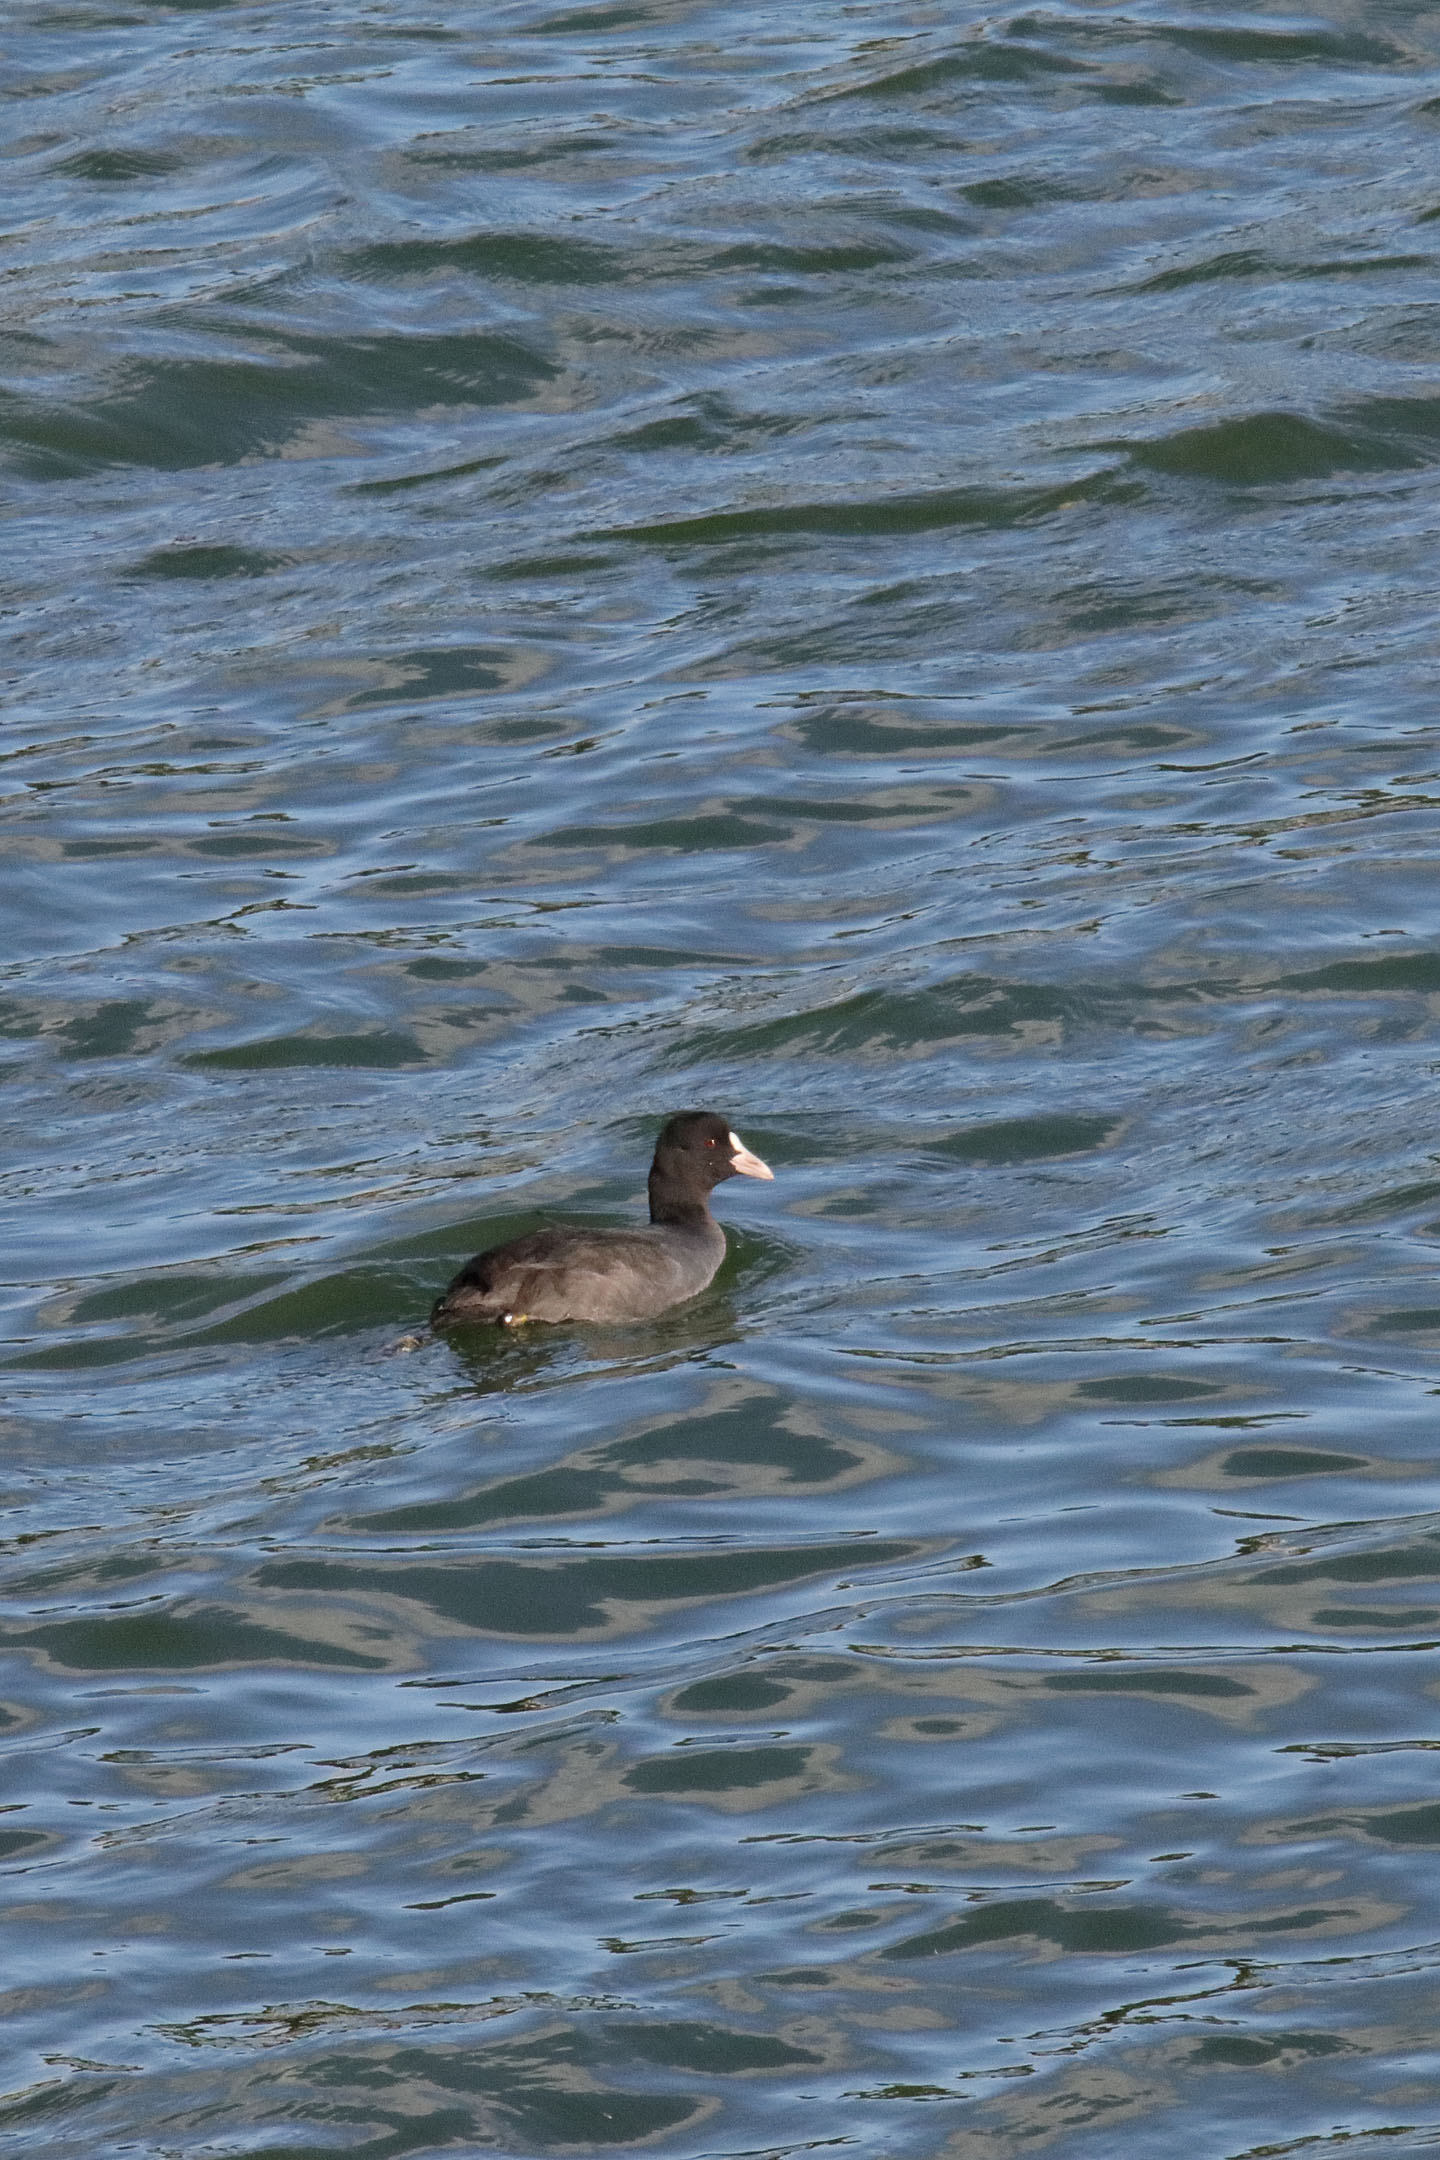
[
  {"left": 431, "top": 1215, "right": 726, "bottom": 1327},
  {"left": 430, "top": 1110, "right": 773, "bottom": 1330}
]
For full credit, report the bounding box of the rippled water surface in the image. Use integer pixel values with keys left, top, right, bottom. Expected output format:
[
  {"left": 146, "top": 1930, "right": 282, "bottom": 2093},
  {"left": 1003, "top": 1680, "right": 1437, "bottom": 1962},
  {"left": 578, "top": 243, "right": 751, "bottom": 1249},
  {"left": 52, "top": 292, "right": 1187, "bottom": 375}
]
[{"left": 9, "top": 0, "right": 1440, "bottom": 2152}]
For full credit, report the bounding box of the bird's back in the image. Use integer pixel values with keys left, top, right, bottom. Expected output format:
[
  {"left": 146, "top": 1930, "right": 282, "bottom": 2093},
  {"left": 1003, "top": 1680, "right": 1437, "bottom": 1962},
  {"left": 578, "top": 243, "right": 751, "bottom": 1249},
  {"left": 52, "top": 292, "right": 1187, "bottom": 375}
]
[{"left": 431, "top": 1217, "right": 724, "bottom": 1326}]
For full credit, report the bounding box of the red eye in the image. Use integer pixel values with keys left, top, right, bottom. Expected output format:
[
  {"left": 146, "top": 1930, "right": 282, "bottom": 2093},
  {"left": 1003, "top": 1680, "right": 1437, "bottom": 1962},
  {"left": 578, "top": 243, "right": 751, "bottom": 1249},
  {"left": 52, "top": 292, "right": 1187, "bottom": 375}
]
[{"left": 706, "top": 1137, "right": 717, "bottom": 1147}]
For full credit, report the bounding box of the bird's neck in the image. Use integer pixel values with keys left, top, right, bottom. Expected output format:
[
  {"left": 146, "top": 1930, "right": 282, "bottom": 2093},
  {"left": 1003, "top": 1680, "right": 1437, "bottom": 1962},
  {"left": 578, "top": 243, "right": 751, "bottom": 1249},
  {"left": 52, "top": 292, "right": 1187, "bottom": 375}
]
[{"left": 648, "top": 1172, "right": 716, "bottom": 1230}]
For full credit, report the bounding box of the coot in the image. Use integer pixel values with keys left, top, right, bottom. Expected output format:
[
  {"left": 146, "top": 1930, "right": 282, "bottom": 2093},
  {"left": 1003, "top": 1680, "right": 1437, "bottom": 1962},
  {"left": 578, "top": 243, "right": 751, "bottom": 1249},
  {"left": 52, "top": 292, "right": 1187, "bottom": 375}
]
[{"left": 431, "top": 1110, "right": 774, "bottom": 1328}]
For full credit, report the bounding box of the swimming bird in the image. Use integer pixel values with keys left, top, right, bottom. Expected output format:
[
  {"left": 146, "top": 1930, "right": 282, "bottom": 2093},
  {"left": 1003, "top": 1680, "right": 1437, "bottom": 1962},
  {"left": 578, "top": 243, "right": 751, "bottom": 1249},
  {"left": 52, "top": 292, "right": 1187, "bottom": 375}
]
[{"left": 431, "top": 1110, "right": 774, "bottom": 1328}]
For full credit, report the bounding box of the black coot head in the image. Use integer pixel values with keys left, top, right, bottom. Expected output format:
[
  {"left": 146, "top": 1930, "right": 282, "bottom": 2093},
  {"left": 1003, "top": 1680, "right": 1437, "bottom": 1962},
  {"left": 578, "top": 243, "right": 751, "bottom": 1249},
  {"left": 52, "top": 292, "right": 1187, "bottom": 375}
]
[{"left": 653, "top": 1110, "right": 773, "bottom": 1188}]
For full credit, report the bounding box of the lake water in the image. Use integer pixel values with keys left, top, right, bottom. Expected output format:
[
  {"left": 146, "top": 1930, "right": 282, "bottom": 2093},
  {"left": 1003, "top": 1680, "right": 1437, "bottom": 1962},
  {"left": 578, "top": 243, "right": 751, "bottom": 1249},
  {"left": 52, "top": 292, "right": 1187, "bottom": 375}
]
[{"left": 8, "top": 1, "right": 1440, "bottom": 2154}]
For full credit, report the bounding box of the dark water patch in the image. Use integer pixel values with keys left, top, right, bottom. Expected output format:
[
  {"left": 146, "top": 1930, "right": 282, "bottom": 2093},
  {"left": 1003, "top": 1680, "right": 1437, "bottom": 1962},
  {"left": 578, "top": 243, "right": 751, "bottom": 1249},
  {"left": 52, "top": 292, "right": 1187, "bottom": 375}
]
[
  {"left": 351, "top": 1401, "right": 870, "bottom": 1532},
  {"left": 346, "top": 231, "right": 626, "bottom": 286},
  {"left": 743, "top": 124, "right": 963, "bottom": 166},
  {"left": 1292, "top": 1803, "right": 1440, "bottom": 1846},
  {"left": 1142, "top": 397, "right": 1440, "bottom": 491},
  {"left": 1191, "top": 2030, "right": 1349, "bottom": 2067},
  {"left": 1128, "top": 410, "right": 1418, "bottom": 488},
  {"left": 53, "top": 148, "right": 186, "bottom": 181},
  {"left": 664, "top": 974, "right": 1117, "bottom": 1065},
  {"left": 1135, "top": 245, "right": 1430, "bottom": 298},
  {"left": 324, "top": 645, "right": 545, "bottom": 711},
  {"left": 1094, "top": 78, "right": 1182, "bottom": 106},
  {"left": 179, "top": 1265, "right": 429, "bottom": 1347},
  {"left": 3, "top": 1335, "right": 178, "bottom": 1372},
  {"left": 56, "top": 999, "right": 162, "bottom": 1060},
  {"left": 1043, "top": 1668, "right": 1253, "bottom": 1699},
  {"left": 611, "top": 2020, "right": 823, "bottom": 2073},
  {"left": 743, "top": 784, "right": 985, "bottom": 825},
  {"left": 185, "top": 1031, "right": 426, "bottom": 1071},
  {"left": 265, "top": 2035, "right": 705, "bottom": 2148},
  {"left": 98, "top": 0, "right": 257, "bottom": 10},
  {"left": 1262, "top": 1543, "right": 1440, "bottom": 1587},
  {"left": 15, "top": 1548, "right": 177, "bottom": 1595},
  {"left": 779, "top": 702, "right": 1034, "bottom": 758},
  {"left": 671, "top": 1673, "right": 794, "bottom": 1714},
  {"left": 0, "top": 1826, "right": 55, "bottom": 1860},
  {"left": 402, "top": 956, "right": 503, "bottom": 982},
  {"left": 1222, "top": 1448, "right": 1370, "bottom": 1480},
  {"left": 624, "top": 1745, "right": 812, "bottom": 1796},
  {"left": 1316, "top": 1177, "right": 1440, "bottom": 1227},
  {"left": 710, "top": 239, "right": 913, "bottom": 275},
  {"left": 887, "top": 1896, "right": 1348, "bottom": 1960},
  {"left": 127, "top": 544, "right": 286, "bottom": 580},
  {"left": 0, "top": 994, "right": 177, "bottom": 1058},
  {"left": 840, "top": 41, "right": 1090, "bottom": 100},
  {"left": 1274, "top": 949, "right": 1440, "bottom": 996},
  {"left": 533, "top": 812, "right": 793, "bottom": 853},
  {"left": 0, "top": 2081, "right": 137, "bottom": 2139},
  {"left": 402, "top": 130, "right": 621, "bottom": 173},
  {"left": 1076, "top": 1375, "right": 1221, "bottom": 1403},
  {"left": 486, "top": 549, "right": 618, "bottom": 578},
  {"left": 348, "top": 451, "right": 507, "bottom": 496},
  {"left": 67, "top": 1269, "right": 290, "bottom": 1328},
  {"left": 1366, "top": 1308, "right": 1440, "bottom": 1338},
  {"left": 600, "top": 469, "right": 1130, "bottom": 546},
  {"left": 7, "top": 1608, "right": 387, "bottom": 1673},
  {"left": 1060, "top": 575, "right": 1239, "bottom": 632},
  {"left": 528, "top": 2, "right": 666, "bottom": 33},
  {"left": 884, "top": 1896, "right": 1189, "bottom": 1959},
  {"left": 1130, "top": 247, "right": 1272, "bottom": 294},
  {"left": 1153, "top": 22, "right": 1408, "bottom": 69},
  {"left": 59, "top": 837, "right": 167, "bottom": 859},
  {"left": 184, "top": 826, "right": 325, "bottom": 860},
  {"left": 961, "top": 173, "right": 1068, "bottom": 211},
  {"left": 255, "top": 1540, "right": 921, "bottom": 1638},
  {"left": 0, "top": 331, "right": 560, "bottom": 478},
  {"left": 7, "top": 1259, "right": 436, "bottom": 1366},
  {"left": 336, "top": 868, "right": 485, "bottom": 898},
  {"left": 353, "top": 231, "right": 914, "bottom": 287},
  {"left": 930, "top": 1113, "right": 1118, "bottom": 1165},
  {"left": 1311, "top": 1607, "right": 1440, "bottom": 1630}
]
